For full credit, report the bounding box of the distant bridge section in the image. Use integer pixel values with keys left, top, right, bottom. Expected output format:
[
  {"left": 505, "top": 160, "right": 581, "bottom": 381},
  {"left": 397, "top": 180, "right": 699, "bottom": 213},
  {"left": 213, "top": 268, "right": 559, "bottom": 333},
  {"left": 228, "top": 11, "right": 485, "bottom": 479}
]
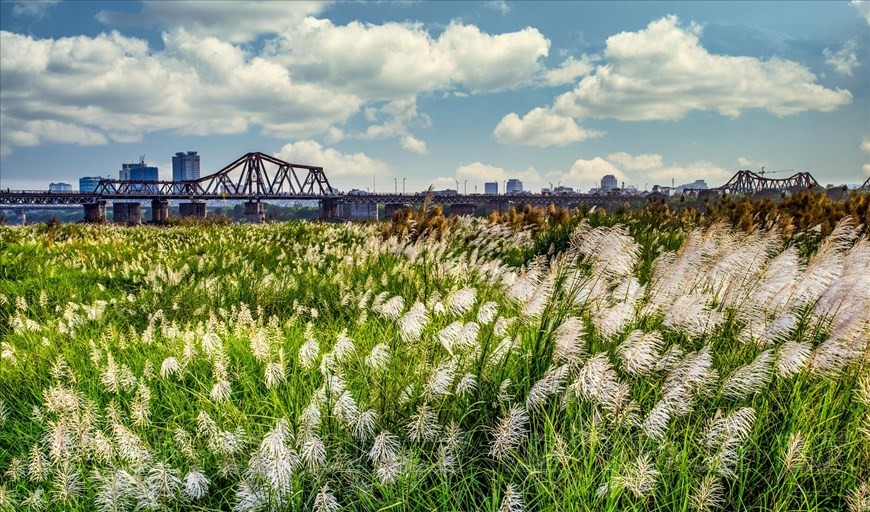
[{"left": 717, "top": 170, "right": 819, "bottom": 194}]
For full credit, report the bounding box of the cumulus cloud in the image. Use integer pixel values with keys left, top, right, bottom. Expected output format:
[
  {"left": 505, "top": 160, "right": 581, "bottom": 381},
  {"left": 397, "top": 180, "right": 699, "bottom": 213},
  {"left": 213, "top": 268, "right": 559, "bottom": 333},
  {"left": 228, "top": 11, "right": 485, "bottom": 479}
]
[
  {"left": 494, "top": 16, "right": 851, "bottom": 148},
  {"left": 97, "top": 1, "right": 328, "bottom": 43},
  {"left": 852, "top": 0, "right": 870, "bottom": 26},
  {"left": 605, "top": 152, "right": 663, "bottom": 171},
  {"left": 544, "top": 55, "right": 596, "bottom": 86},
  {"left": 1, "top": 15, "right": 551, "bottom": 155},
  {"left": 862, "top": 135, "right": 870, "bottom": 154},
  {"left": 455, "top": 162, "right": 542, "bottom": 184},
  {"left": 493, "top": 107, "right": 603, "bottom": 146},
  {"left": 485, "top": 1, "right": 510, "bottom": 14},
  {"left": 552, "top": 16, "right": 851, "bottom": 121},
  {"left": 824, "top": 40, "right": 859, "bottom": 77},
  {"left": 275, "top": 140, "right": 389, "bottom": 176},
  {"left": 400, "top": 135, "right": 428, "bottom": 154}
]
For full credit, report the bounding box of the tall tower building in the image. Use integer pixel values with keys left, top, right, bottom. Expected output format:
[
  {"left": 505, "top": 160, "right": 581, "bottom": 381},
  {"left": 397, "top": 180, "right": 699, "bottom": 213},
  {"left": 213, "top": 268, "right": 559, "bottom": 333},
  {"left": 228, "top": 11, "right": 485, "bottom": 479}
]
[
  {"left": 173, "top": 151, "right": 201, "bottom": 182},
  {"left": 601, "top": 174, "right": 618, "bottom": 192}
]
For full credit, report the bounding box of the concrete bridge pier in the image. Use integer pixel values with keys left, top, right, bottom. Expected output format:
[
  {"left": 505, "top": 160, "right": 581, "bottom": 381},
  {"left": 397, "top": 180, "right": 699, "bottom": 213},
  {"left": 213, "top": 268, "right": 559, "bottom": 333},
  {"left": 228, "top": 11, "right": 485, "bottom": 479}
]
[
  {"left": 486, "top": 199, "right": 511, "bottom": 215},
  {"left": 384, "top": 203, "right": 409, "bottom": 219},
  {"left": 450, "top": 203, "right": 476, "bottom": 217},
  {"left": 320, "top": 197, "right": 341, "bottom": 221},
  {"left": 113, "top": 202, "right": 141, "bottom": 225},
  {"left": 83, "top": 201, "right": 106, "bottom": 223},
  {"left": 151, "top": 199, "right": 169, "bottom": 224},
  {"left": 243, "top": 201, "right": 265, "bottom": 223},
  {"left": 180, "top": 202, "right": 207, "bottom": 218}
]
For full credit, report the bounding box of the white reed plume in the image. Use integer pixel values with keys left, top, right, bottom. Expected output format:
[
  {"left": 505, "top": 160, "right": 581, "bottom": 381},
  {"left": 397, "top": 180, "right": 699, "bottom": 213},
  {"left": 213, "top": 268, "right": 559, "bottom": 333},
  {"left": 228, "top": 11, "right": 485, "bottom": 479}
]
[
  {"left": 100, "top": 352, "right": 136, "bottom": 393},
  {"left": 774, "top": 340, "right": 811, "bottom": 378},
  {"left": 552, "top": 317, "right": 586, "bottom": 365},
  {"left": 437, "top": 321, "right": 463, "bottom": 355},
  {"left": 526, "top": 364, "right": 570, "bottom": 412},
  {"left": 112, "top": 421, "right": 150, "bottom": 466},
  {"left": 847, "top": 482, "right": 870, "bottom": 512},
  {"left": 6, "top": 457, "right": 25, "bottom": 482},
  {"left": 313, "top": 483, "right": 340, "bottom": 512},
  {"left": 447, "top": 287, "right": 477, "bottom": 317},
  {"left": 299, "top": 433, "right": 327, "bottom": 472},
  {"left": 146, "top": 461, "right": 181, "bottom": 502},
  {"left": 477, "top": 301, "right": 499, "bottom": 325},
  {"left": 131, "top": 382, "right": 152, "bottom": 427},
  {"left": 498, "top": 379, "right": 514, "bottom": 404},
  {"left": 368, "top": 431, "right": 400, "bottom": 464},
  {"left": 365, "top": 343, "right": 390, "bottom": 372},
  {"left": 663, "top": 294, "right": 724, "bottom": 338},
  {"left": 808, "top": 336, "right": 865, "bottom": 377},
  {"left": 299, "top": 333, "right": 320, "bottom": 371},
  {"left": 182, "top": 468, "right": 210, "bottom": 500},
  {"left": 22, "top": 487, "right": 45, "bottom": 510},
  {"left": 617, "top": 331, "right": 664, "bottom": 377},
  {"left": 333, "top": 330, "right": 356, "bottom": 364},
  {"left": 641, "top": 398, "right": 676, "bottom": 441},
  {"left": 352, "top": 409, "right": 377, "bottom": 442},
  {"left": 499, "top": 484, "right": 523, "bottom": 512},
  {"left": 721, "top": 350, "right": 773, "bottom": 400},
  {"left": 703, "top": 407, "right": 756, "bottom": 448},
  {"left": 375, "top": 456, "right": 400, "bottom": 486},
  {"left": 690, "top": 475, "right": 724, "bottom": 512},
  {"left": 425, "top": 360, "right": 456, "bottom": 399},
  {"left": 249, "top": 329, "right": 270, "bottom": 363},
  {"left": 93, "top": 469, "right": 135, "bottom": 512},
  {"left": 251, "top": 419, "right": 299, "bottom": 497},
  {"left": 201, "top": 332, "right": 222, "bottom": 357},
  {"left": 618, "top": 453, "right": 660, "bottom": 499},
  {"left": 51, "top": 460, "right": 82, "bottom": 504},
  {"left": 782, "top": 431, "right": 806, "bottom": 472},
  {"left": 457, "top": 322, "right": 480, "bottom": 352},
  {"left": 160, "top": 357, "right": 180, "bottom": 379},
  {"left": 522, "top": 273, "right": 554, "bottom": 320},
  {"left": 570, "top": 223, "right": 640, "bottom": 278},
  {"left": 210, "top": 379, "right": 232, "bottom": 403},
  {"left": 663, "top": 345, "right": 717, "bottom": 399},
  {"left": 568, "top": 353, "right": 627, "bottom": 412},
  {"left": 407, "top": 403, "right": 442, "bottom": 444},
  {"left": 233, "top": 480, "right": 268, "bottom": 512},
  {"left": 377, "top": 295, "right": 405, "bottom": 321},
  {"left": 456, "top": 373, "right": 478, "bottom": 397},
  {"left": 489, "top": 405, "right": 529, "bottom": 460}
]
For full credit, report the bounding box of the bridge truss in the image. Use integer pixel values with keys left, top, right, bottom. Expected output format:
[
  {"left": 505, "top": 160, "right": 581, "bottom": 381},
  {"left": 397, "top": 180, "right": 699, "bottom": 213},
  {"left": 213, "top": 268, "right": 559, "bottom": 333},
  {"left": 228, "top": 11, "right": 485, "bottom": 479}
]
[
  {"left": 717, "top": 170, "right": 819, "bottom": 194},
  {"left": 93, "top": 152, "right": 333, "bottom": 198}
]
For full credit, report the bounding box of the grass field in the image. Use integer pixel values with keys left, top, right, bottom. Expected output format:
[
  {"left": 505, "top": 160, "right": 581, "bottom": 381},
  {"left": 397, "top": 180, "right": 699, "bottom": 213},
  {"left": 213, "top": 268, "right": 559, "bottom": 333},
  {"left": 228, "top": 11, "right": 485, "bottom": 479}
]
[{"left": 0, "top": 216, "right": 867, "bottom": 511}]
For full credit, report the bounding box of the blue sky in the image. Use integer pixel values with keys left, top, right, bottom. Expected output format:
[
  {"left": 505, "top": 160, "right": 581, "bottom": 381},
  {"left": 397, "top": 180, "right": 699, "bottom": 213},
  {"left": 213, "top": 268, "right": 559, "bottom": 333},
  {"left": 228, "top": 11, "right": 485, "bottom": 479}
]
[{"left": 1, "top": 0, "right": 868, "bottom": 192}]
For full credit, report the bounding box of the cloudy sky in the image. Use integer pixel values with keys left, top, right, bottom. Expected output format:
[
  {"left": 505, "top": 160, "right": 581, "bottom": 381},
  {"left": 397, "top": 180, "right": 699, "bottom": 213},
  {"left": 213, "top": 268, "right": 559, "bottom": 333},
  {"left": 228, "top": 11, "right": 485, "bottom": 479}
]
[{"left": 1, "top": 0, "right": 868, "bottom": 192}]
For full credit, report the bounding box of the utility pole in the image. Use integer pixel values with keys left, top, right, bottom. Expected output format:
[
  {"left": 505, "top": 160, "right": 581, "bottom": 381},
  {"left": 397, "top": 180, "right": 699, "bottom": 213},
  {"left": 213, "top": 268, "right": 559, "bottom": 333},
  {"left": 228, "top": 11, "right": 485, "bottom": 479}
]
[
  {"left": 455, "top": 179, "right": 459, "bottom": 193},
  {"left": 394, "top": 178, "right": 397, "bottom": 194},
  {"left": 464, "top": 180, "right": 467, "bottom": 195}
]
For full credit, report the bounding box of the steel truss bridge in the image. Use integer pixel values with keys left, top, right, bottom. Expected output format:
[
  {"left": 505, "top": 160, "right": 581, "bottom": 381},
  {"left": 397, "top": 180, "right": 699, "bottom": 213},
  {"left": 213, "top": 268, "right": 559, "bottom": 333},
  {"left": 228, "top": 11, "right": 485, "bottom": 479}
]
[{"left": 716, "top": 170, "right": 819, "bottom": 194}]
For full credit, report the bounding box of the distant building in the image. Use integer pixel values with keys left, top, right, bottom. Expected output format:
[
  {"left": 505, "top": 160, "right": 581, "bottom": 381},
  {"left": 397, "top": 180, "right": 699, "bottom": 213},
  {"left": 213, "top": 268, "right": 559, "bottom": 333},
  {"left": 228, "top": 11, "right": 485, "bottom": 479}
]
[
  {"left": 121, "top": 157, "right": 159, "bottom": 183},
  {"left": 506, "top": 179, "right": 523, "bottom": 194},
  {"left": 432, "top": 189, "right": 458, "bottom": 196},
  {"left": 79, "top": 177, "right": 102, "bottom": 193},
  {"left": 172, "top": 151, "right": 200, "bottom": 181},
  {"left": 601, "top": 174, "right": 618, "bottom": 192},
  {"left": 553, "top": 186, "right": 575, "bottom": 195},
  {"left": 484, "top": 182, "right": 498, "bottom": 195},
  {"left": 675, "top": 179, "right": 708, "bottom": 193},
  {"left": 49, "top": 182, "right": 72, "bottom": 192}
]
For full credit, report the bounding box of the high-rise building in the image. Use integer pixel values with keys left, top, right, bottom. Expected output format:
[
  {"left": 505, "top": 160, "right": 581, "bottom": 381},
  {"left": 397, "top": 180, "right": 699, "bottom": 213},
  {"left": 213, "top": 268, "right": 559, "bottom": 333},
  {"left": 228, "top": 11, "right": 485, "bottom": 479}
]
[
  {"left": 172, "top": 151, "right": 200, "bottom": 181},
  {"left": 484, "top": 182, "right": 498, "bottom": 195},
  {"left": 506, "top": 179, "right": 523, "bottom": 194},
  {"left": 601, "top": 174, "right": 618, "bottom": 192},
  {"left": 49, "top": 182, "right": 72, "bottom": 192},
  {"left": 79, "top": 177, "right": 102, "bottom": 193}
]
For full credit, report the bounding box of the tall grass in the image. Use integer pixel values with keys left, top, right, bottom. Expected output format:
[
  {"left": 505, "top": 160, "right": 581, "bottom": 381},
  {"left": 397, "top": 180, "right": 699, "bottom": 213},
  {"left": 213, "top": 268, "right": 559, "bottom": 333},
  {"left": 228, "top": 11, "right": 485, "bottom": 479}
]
[{"left": 0, "top": 217, "right": 867, "bottom": 511}]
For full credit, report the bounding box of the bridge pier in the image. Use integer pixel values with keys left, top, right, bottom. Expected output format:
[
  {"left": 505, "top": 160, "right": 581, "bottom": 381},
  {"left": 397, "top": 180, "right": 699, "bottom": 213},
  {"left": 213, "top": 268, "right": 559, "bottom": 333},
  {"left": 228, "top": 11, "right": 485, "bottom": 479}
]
[
  {"left": 243, "top": 201, "right": 265, "bottom": 223},
  {"left": 349, "top": 201, "right": 378, "bottom": 221},
  {"left": 450, "top": 203, "right": 477, "bottom": 217},
  {"left": 320, "top": 198, "right": 341, "bottom": 221},
  {"left": 179, "top": 202, "right": 207, "bottom": 218},
  {"left": 151, "top": 199, "right": 169, "bottom": 224},
  {"left": 83, "top": 201, "right": 106, "bottom": 223},
  {"left": 112, "top": 202, "right": 141, "bottom": 225},
  {"left": 384, "top": 203, "right": 409, "bottom": 218}
]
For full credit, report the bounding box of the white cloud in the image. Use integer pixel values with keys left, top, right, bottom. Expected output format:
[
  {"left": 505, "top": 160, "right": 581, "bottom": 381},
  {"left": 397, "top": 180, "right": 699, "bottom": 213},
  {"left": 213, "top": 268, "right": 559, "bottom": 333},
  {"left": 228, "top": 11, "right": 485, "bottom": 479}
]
[
  {"left": 1, "top": 15, "right": 552, "bottom": 155},
  {"left": 485, "top": 0, "right": 510, "bottom": 14},
  {"left": 400, "top": 135, "right": 428, "bottom": 154},
  {"left": 852, "top": 1, "right": 870, "bottom": 26},
  {"left": 824, "top": 40, "right": 859, "bottom": 77},
  {"left": 862, "top": 135, "right": 870, "bottom": 154},
  {"left": 564, "top": 157, "right": 628, "bottom": 186},
  {"left": 605, "top": 152, "right": 663, "bottom": 171},
  {"left": 275, "top": 140, "right": 389, "bottom": 177},
  {"left": 493, "top": 107, "right": 603, "bottom": 147},
  {"left": 544, "top": 55, "right": 596, "bottom": 86},
  {"left": 864, "top": 164, "right": 870, "bottom": 177},
  {"left": 97, "top": 1, "right": 329, "bottom": 43},
  {"left": 11, "top": 0, "right": 60, "bottom": 18},
  {"left": 455, "top": 162, "right": 542, "bottom": 185},
  {"left": 549, "top": 15, "right": 851, "bottom": 121}
]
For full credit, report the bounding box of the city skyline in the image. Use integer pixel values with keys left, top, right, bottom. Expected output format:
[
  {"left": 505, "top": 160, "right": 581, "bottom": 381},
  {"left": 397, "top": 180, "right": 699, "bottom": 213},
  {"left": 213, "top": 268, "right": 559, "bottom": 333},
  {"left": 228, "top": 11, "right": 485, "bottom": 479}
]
[{"left": 1, "top": 1, "right": 868, "bottom": 192}]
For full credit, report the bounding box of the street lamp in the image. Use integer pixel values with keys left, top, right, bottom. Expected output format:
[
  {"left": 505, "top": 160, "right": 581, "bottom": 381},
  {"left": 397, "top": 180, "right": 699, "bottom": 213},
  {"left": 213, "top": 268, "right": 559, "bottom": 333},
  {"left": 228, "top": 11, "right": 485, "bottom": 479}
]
[
  {"left": 394, "top": 178, "right": 397, "bottom": 194},
  {"left": 464, "top": 180, "right": 468, "bottom": 195},
  {"left": 455, "top": 179, "right": 459, "bottom": 194},
  {"left": 503, "top": 179, "right": 507, "bottom": 195},
  {"left": 402, "top": 178, "right": 406, "bottom": 195}
]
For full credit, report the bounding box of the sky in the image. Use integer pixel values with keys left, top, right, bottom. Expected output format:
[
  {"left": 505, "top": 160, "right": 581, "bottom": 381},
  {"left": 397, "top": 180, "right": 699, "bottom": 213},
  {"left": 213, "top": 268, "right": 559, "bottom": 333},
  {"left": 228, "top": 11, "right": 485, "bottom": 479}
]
[{"left": 0, "top": 0, "right": 868, "bottom": 193}]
